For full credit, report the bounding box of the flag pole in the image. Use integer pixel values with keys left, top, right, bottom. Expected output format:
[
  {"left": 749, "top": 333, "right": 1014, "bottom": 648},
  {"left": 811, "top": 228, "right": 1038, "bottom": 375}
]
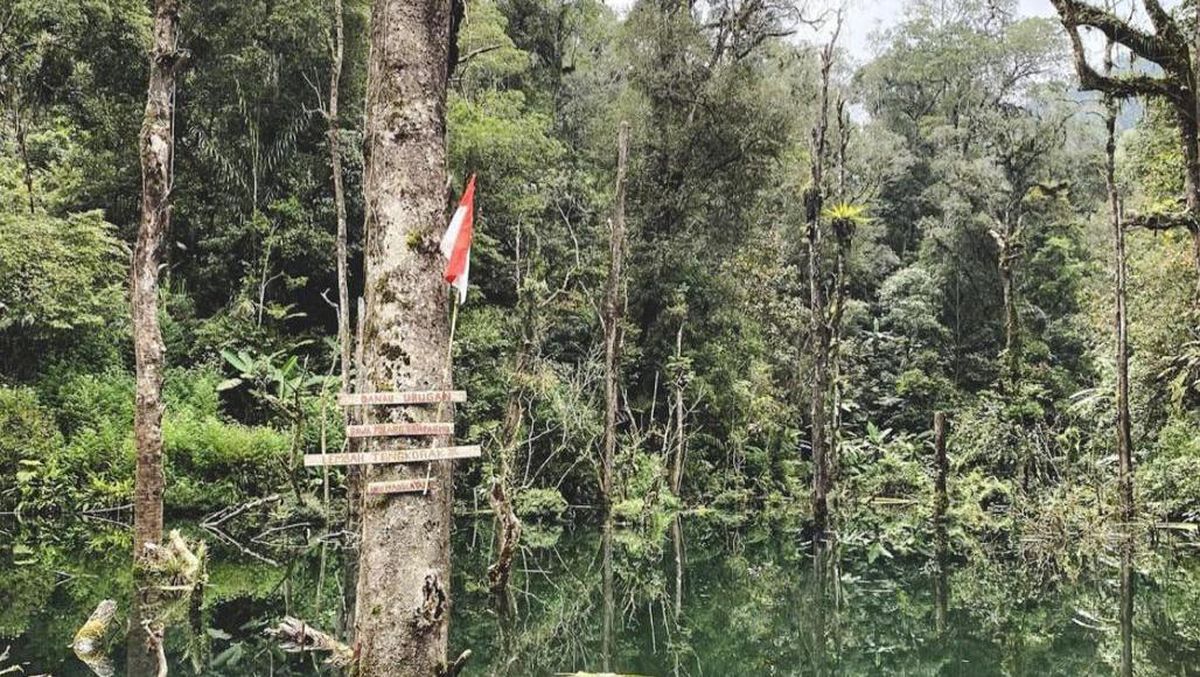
[{"left": 446, "top": 293, "right": 460, "bottom": 373}]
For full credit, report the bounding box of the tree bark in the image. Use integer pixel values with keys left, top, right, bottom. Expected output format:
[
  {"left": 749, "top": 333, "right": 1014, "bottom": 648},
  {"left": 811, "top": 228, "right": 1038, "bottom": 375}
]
[
  {"left": 353, "top": 0, "right": 455, "bottom": 672},
  {"left": 1104, "top": 40, "right": 1135, "bottom": 523},
  {"left": 132, "top": 0, "right": 181, "bottom": 560},
  {"left": 602, "top": 121, "right": 629, "bottom": 508}
]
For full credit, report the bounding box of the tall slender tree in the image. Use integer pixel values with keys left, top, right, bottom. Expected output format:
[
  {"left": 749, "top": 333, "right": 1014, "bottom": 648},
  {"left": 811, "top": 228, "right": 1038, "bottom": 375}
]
[
  {"left": 132, "top": 0, "right": 182, "bottom": 558},
  {"left": 1103, "top": 36, "right": 1135, "bottom": 521},
  {"left": 328, "top": 0, "right": 351, "bottom": 395},
  {"left": 352, "top": 0, "right": 458, "bottom": 671},
  {"left": 601, "top": 121, "right": 629, "bottom": 508},
  {"left": 806, "top": 11, "right": 842, "bottom": 534}
]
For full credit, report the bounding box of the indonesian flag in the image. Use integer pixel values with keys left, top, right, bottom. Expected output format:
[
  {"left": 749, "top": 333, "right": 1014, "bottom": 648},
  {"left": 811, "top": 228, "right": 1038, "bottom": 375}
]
[{"left": 440, "top": 174, "right": 475, "bottom": 304}]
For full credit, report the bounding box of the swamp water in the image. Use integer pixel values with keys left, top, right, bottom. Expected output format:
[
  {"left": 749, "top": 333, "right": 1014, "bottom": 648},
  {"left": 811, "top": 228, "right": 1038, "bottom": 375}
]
[{"left": 3, "top": 516, "right": 1200, "bottom": 675}]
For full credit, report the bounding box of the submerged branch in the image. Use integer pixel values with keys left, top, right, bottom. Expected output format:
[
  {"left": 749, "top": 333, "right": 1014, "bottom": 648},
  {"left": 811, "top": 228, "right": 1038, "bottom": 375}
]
[{"left": 266, "top": 617, "right": 354, "bottom": 666}]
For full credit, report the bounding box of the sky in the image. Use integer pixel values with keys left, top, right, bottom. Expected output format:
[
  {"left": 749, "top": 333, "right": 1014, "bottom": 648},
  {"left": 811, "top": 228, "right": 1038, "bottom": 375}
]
[
  {"left": 603, "top": 0, "right": 1060, "bottom": 61},
  {"left": 801, "top": 0, "right": 1057, "bottom": 61},
  {"left": 613, "top": 0, "right": 1200, "bottom": 67}
]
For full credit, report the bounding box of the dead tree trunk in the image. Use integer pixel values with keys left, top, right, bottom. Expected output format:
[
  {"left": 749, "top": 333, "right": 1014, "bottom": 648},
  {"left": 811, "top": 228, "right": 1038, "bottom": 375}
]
[
  {"left": 490, "top": 329, "right": 527, "bottom": 612},
  {"left": 828, "top": 100, "right": 852, "bottom": 490},
  {"left": 132, "top": 0, "right": 181, "bottom": 559},
  {"left": 329, "top": 0, "right": 352, "bottom": 393},
  {"left": 353, "top": 0, "right": 455, "bottom": 672},
  {"left": 806, "top": 13, "right": 841, "bottom": 534},
  {"left": 602, "top": 121, "right": 629, "bottom": 508},
  {"left": 1103, "top": 39, "right": 1135, "bottom": 523},
  {"left": 128, "top": 10, "right": 182, "bottom": 674},
  {"left": 669, "top": 320, "right": 686, "bottom": 496},
  {"left": 990, "top": 203, "right": 1025, "bottom": 395},
  {"left": 932, "top": 412, "right": 948, "bottom": 552}
]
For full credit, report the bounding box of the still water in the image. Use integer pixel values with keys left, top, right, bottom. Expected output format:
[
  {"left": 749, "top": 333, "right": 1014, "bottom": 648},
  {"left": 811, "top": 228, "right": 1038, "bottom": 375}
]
[{"left": 3, "top": 515, "right": 1199, "bottom": 675}]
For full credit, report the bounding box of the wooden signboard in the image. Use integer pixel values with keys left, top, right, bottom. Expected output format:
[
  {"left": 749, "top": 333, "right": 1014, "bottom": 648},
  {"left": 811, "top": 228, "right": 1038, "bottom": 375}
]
[
  {"left": 304, "top": 445, "right": 481, "bottom": 467},
  {"left": 339, "top": 390, "right": 466, "bottom": 406},
  {"left": 346, "top": 422, "right": 454, "bottom": 438},
  {"left": 366, "top": 478, "right": 434, "bottom": 495}
]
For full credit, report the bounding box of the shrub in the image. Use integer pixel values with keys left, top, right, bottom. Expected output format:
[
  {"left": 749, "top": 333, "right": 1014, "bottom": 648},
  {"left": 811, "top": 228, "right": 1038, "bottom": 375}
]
[
  {"left": 514, "top": 487, "right": 568, "bottom": 521},
  {"left": 4, "top": 367, "right": 292, "bottom": 513},
  {"left": 1139, "top": 415, "right": 1200, "bottom": 521},
  {"left": 0, "top": 387, "right": 64, "bottom": 511}
]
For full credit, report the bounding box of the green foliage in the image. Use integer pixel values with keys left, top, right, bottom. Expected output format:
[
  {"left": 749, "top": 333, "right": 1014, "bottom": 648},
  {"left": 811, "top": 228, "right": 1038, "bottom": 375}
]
[
  {"left": 2, "top": 367, "right": 291, "bottom": 514},
  {"left": 1140, "top": 415, "right": 1200, "bottom": 521},
  {"left": 0, "top": 209, "right": 123, "bottom": 332},
  {"left": 0, "top": 387, "right": 64, "bottom": 511},
  {"left": 514, "top": 487, "right": 568, "bottom": 521}
]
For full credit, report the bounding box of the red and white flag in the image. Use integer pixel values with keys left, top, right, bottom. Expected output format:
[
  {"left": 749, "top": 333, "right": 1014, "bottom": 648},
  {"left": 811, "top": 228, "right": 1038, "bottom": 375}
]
[{"left": 441, "top": 174, "right": 475, "bottom": 304}]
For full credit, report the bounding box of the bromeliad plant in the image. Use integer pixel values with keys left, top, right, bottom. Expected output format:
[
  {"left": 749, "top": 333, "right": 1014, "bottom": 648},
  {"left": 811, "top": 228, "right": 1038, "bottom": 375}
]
[{"left": 822, "top": 202, "right": 869, "bottom": 243}]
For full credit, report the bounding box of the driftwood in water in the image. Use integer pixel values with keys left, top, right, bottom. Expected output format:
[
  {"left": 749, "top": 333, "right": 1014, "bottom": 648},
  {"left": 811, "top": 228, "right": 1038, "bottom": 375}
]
[
  {"left": 267, "top": 617, "right": 354, "bottom": 667},
  {"left": 73, "top": 599, "right": 117, "bottom": 655},
  {"left": 438, "top": 649, "right": 472, "bottom": 677},
  {"left": 72, "top": 599, "right": 117, "bottom": 676}
]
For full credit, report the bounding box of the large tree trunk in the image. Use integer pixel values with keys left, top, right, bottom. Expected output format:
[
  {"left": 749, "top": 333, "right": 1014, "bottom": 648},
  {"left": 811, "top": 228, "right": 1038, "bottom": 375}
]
[
  {"left": 352, "top": 0, "right": 455, "bottom": 672},
  {"left": 128, "top": 3, "right": 181, "bottom": 675},
  {"left": 1104, "top": 41, "right": 1135, "bottom": 523},
  {"left": 601, "top": 121, "right": 629, "bottom": 508}
]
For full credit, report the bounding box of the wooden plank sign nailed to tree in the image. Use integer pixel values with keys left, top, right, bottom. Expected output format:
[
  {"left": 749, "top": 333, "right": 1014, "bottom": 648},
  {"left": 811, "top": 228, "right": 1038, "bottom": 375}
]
[
  {"left": 304, "top": 445, "right": 481, "bottom": 467},
  {"left": 338, "top": 390, "right": 466, "bottom": 406},
  {"left": 346, "top": 422, "right": 454, "bottom": 438},
  {"left": 366, "top": 479, "right": 434, "bottom": 495}
]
